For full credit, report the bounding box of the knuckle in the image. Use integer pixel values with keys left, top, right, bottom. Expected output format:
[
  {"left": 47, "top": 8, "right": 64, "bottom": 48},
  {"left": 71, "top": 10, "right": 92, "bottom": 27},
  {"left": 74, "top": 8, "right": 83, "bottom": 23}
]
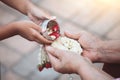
[{"left": 31, "top": 30, "right": 37, "bottom": 37}]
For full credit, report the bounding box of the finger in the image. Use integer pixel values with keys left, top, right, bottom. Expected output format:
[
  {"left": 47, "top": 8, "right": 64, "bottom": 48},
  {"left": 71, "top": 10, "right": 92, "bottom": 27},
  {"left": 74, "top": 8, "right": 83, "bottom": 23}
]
[
  {"left": 31, "top": 29, "right": 52, "bottom": 44},
  {"left": 64, "top": 31, "right": 81, "bottom": 40},
  {"left": 64, "top": 31, "right": 87, "bottom": 40},
  {"left": 60, "top": 33, "right": 64, "bottom": 37},
  {"left": 36, "top": 35, "right": 52, "bottom": 44},
  {"left": 36, "top": 8, "right": 51, "bottom": 20},
  {"left": 28, "top": 13, "right": 39, "bottom": 24},
  {"left": 34, "top": 38, "right": 42, "bottom": 44},
  {"left": 30, "top": 23, "right": 42, "bottom": 32},
  {"left": 45, "top": 46, "right": 59, "bottom": 58},
  {"left": 37, "top": 16, "right": 48, "bottom": 21},
  {"left": 36, "top": 20, "right": 43, "bottom": 25},
  {"left": 48, "top": 53, "right": 60, "bottom": 66}
]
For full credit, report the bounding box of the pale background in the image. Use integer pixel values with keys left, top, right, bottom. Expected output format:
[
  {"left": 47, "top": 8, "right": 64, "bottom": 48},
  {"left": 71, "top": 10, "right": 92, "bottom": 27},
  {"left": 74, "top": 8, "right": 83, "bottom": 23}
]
[{"left": 0, "top": 0, "right": 120, "bottom": 80}]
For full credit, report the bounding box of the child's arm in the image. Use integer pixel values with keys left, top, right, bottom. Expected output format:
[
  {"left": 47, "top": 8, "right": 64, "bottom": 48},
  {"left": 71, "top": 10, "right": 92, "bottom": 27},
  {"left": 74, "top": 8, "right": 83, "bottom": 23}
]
[
  {"left": 0, "top": 22, "right": 17, "bottom": 40},
  {"left": 0, "top": 0, "right": 29, "bottom": 15},
  {"left": 0, "top": 21, "right": 52, "bottom": 44},
  {"left": 0, "top": 0, "right": 53, "bottom": 24}
]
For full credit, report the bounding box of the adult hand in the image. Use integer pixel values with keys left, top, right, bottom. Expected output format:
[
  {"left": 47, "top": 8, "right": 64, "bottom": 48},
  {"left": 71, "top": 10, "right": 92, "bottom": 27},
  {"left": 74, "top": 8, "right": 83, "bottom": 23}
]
[
  {"left": 45, "top": 46, "right": 91, "bottom": 74},
  {"left": 65, "top": 31, "right": 103, "bottom": 62},
  {"left": 14, "top": 21, "right": 52, "bottom": 44},
  {"left": 45, "top": 46, "right": 113, "bottom": 80}
]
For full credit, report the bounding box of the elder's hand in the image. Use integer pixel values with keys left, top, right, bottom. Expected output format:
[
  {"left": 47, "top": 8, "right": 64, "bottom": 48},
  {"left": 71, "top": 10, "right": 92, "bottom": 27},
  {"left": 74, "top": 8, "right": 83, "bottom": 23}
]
[
  {"left": 45, "top": 46, "right": 113, "bottom": 80},
  {"left": 14, "top": 21, "right": 52, "bottom": 44},
  {"left": 45, "top": 46, "right": 91, "bottom": 74},
  {"left": 65, "top": 31, "right": 103, "bottom": 62}
]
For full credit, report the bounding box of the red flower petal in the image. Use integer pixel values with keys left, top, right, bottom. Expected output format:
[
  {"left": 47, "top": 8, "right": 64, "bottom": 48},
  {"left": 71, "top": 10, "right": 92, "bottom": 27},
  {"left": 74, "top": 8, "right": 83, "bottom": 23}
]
[
  {"left": 38, "top": 65, "right": 44, "bottom": 71},
  {"left": 49, "top": 32, "right": 60, "bottom": 40},
  {"left": 52, "top": 25, "right": 59, "bottom": 32},
  {"left": 45, "top": 62, "right": 52, "bottom": 68}
]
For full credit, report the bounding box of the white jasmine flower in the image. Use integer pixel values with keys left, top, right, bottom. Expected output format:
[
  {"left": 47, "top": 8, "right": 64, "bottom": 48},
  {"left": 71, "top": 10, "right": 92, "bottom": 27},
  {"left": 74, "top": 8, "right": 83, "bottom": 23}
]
[{"left": 38, "top": 36, "right": 83, "bottom": 70}]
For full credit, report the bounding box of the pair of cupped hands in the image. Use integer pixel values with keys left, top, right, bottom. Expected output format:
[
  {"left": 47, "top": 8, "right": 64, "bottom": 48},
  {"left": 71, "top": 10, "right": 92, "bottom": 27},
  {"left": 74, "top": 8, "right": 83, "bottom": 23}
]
[{"left": 45, "top": 31, "right": 102, "bottom": 74}]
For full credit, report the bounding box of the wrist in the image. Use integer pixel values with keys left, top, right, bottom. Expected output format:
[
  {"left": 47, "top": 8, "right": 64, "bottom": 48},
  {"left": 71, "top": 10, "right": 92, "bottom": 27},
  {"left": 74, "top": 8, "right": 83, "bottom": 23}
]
[
  {"left": 76, "top": 57, "right": 92, "bottom": 74},
  {"left": 21, "top": 0, "right": 34, "bottom": 15},
  {"left": 93, "top": 40, "right": 106, "bottom": 62},
  {"left": 97, "top": 40, "right": 120, "bottom": 63},
  {"left": 77, "top": 59, "right": 95, "bottom": 78},
  {"left": 77, "top": 63, "right": 113, "bottom": 80},
  {"left": 0, "top": 22, "right": 18, "bottom": 40},
  {"left": 96, "top": 40, "right": 115, "bottom": 63},
  {"left": 26, "top": 1, "right": 36, "bottom": 15},
  {"left": 10, "top": 22, "right": 20, "bottom": 35}
]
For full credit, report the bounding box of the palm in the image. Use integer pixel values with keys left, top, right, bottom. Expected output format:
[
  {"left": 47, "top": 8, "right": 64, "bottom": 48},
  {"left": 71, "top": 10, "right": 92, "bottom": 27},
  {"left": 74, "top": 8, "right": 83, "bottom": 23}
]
[
  {"left": 77, "top": 32, "right": 102, "bottom": 62},
  {"left": 65, "top": 31, "right": 102, "bottom": 62}
]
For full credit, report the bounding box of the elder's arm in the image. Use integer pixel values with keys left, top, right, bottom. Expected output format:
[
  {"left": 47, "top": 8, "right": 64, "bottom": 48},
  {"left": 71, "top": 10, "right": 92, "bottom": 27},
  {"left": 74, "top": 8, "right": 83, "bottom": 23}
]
[
  {"left": 46, "top": 46, "right": 113, "bottom": 80},
  {"left": 65, "top": 31, "right": 120, "bottom": 63},
  {"left": 98, "top": 40, "right": 120, "bottom": 63}
]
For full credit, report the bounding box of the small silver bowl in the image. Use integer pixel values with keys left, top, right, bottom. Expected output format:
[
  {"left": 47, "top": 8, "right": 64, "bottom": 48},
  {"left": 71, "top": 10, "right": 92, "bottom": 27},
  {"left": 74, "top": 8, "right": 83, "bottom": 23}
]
[{"left": 40, "top": 19, "right": 60, "bottom": 40}]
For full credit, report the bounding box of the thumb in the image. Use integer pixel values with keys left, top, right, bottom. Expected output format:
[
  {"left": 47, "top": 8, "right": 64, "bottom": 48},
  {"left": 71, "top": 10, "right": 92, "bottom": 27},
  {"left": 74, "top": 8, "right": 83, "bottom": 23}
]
[
  {"left": 48, "top": 53, "right": 60, "bottom": 66},
  {"left": 45, "top": 46, "right": 59, "bottom": 58},
  {"left": 64, "top": 31, "right": 80, "bottom": 40}
]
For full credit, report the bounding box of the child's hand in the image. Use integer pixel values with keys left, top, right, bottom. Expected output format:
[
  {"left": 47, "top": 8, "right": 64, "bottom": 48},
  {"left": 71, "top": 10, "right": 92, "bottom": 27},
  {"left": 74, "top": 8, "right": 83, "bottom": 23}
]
[
  {"left": 0, "top": 0, "right": 55, "bottom": 25},
  {"left": 14, "top": 21, "right": 52, "bottom": 44},
  {"left": 27, "top": 3, "right": 56, "bottom": 24}
]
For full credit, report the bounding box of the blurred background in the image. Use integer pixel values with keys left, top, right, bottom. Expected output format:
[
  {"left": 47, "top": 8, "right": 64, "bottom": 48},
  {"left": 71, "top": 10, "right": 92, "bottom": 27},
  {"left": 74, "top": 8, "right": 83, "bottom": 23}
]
[{"left": 0, "top": 0, "right": 120, "bottom": 80}]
